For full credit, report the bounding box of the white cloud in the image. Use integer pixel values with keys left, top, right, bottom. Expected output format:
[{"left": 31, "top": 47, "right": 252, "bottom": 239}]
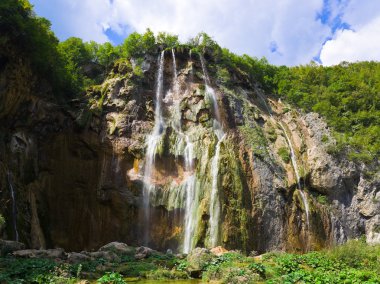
[
  {"left": 108, "top": 0, "right": 330, "bottom": 65},
  {"left": 320, "top": 16, "right": 380, "bottom": 65},
  {"left": 30, "top": 0, "right": 380, "bottom": 65}
]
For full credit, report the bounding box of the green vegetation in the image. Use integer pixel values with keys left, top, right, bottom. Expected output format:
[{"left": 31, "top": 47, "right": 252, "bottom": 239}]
[
  {"left": 0, "top": 240, "right": 379, "bottom": 283},
  {"left": 274, "top": 62, "right": 380, "bottom": 163},
  {"left": 277, "top": 147, "right": 291, "bottom": 163},
  {"left": 97, "top": 272, "right": 126, "bottom": 284}
]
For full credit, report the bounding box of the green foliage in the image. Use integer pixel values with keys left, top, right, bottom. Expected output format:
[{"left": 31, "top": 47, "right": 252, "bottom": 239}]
[
  {"left": 145, "top": 268, "right": 188, "bottom": 280},
  {"left": 97, "top": 272, "right": 126, "bottom": 284},
  {"left": 0, "top": 257, "right": 69, "bottom": 283},
  {"left": 239, "top": 124, "right": 269, "bottom": 159},
  {"left": 277, "top": 147, "right": 290, "bottom": 163},
  {"left": 156, "top": 32, "right": 179, "bottom": 49},
  {"left": 273, "top": 61, "right": 380, "bottom": 163},
  {"left": 317, "top": 194, "right": 328, "bottom": 204},
  {"left": 121, "top": 29, "right": 156, "bottom": 58},
  {"left": 58, "top": 37, "right": 92, "bottom": 91},
  {"left": 0, "top": 0, "right": 74, "bottom": 97},
  {"left": 328, "top": 239, "right": 380, "bottom": 272}
]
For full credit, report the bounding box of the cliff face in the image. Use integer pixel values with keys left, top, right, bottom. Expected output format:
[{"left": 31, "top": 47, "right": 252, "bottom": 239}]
[{"left": 0, "top": 48, "right": 379, "bottom": 253}]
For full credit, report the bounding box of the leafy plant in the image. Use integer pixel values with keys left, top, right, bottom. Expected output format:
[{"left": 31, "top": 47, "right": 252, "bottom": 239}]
[
  {"left": 278, "top": 147, "right": 290, "bottom": 163},
  {"left": 97, "top": 272, "right": 126, "bottom": 284}
]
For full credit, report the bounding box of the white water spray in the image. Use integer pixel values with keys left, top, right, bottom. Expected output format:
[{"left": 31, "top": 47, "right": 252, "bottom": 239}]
[
  {"left": 142, "top": 50, "right": 165, "bottom": 244},
  {"left": 7, "top": 172, "right": 19, "bottom": 242},
  {"left": 183, "top": 136, "right": 197, "bottom": 253},
  {"left": 200, "top": 54, "right": 225, "bottom": 247}
]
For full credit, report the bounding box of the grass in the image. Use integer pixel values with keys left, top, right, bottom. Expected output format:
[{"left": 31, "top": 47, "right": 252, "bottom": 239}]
[{"left": 1, "top": 240, "right": 379, "bottom": 283}]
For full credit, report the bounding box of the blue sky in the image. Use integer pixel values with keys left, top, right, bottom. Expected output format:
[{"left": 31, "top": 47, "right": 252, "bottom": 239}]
[{"left": 29, "top": 0, "right": 380, "bottom": 66}]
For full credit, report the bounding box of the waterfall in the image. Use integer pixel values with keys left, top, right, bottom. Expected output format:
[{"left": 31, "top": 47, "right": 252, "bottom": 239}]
[
  {"left": 278, "top": 122, "right": 310, "bottom": 227},
  {"left": 169, "top": 49, "right": 199, "bottom": 253},
  {"left": 7, "top": 172, "right": 19, "bottom": 242},
  {"left": 171, "top": 49, "right": 182, "bottom": 132},
  {"left": 142, "top": 50, "right": 165, "bottom": 245},
  {"left": 256, "top": 92, "right": 310, "bottom": 228},
  {"left": 200, "top": 54, "right": 225, "bottom": 248},
  {"left": 183, "top": 136, "right": 196, "bottom": 253}
]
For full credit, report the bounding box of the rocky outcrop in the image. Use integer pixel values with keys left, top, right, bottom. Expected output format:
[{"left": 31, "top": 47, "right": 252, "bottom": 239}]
[
  {"left": 0, "top": 240, "right": 25, "bottom": 256},
  {"left": 0, "top": 48, "right": 378, "bottom": 255}
]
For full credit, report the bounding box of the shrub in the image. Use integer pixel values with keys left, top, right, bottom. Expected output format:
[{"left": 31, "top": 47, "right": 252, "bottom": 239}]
[
  {"left": 97, "top": 272, "right": 126, "bottom": 284},
  {"left": 277, "top": 147, "right": 290, "bottom": 163}
]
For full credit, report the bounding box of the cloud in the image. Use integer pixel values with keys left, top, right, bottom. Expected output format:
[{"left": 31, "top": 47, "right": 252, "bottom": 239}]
[
  {"left": 107, "top": 0, "right": 331, "bottom": 65},
  {"left": 29, "top": 0, "right": 380, "bottom": 65},
  {"left": 320, "top": 16, "right": 380, "bottom": 65}
]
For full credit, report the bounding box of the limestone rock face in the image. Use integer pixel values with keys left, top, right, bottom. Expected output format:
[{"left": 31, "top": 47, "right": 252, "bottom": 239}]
[{"left": 0, "top": 48, "right": 378, "bottom": 255}]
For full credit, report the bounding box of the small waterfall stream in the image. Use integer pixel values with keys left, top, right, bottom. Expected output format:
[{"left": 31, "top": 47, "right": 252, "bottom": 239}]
[
  {"left": 200, "top": 54, "right": 225, "bottom": 247},
  {"left": 7, "top": 172, "right": 19, "bottom": 242},
  {"left": 171, "top": 49, "right": 198, "bottom": 253},
  {"left": 142, "top": 50, "right": 165, "bottom": 244},
  {"left": 257, "top": 92, "right": 310, "bottom": 228},
  {"left": 278, "top": 122, "right": 310, "bottom": 227}
]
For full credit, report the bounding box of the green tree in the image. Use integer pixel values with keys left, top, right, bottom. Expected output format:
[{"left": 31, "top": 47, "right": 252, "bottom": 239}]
[
  {"left": 156, "top": 32, "right": 179, "bottom": 49},
  {"left": 121, "top": 29, "right": 155, "bottom": 58}
]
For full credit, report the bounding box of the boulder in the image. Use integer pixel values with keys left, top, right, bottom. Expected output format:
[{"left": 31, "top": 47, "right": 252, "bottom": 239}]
[
  {"left": 13, "top": 248, "right": 66, "bottom": 259},
  {"left": 98, "top": 241, "right": 134, "bottom": 256},
  {"left": 187, "top": 247, "right": 213, "bottom": 277},
  {"left": 0, "top": 240, "right": 25, "bottom": 256},
  {"left": 134, "top": 246, "right": 154, "bottom": 260},
  {"left": 67, "top": 252, "right": 91, "bottom": 263},
  {"left": 210, "top": 246, "right": 229, "bottom": 256},
  {"left": 89, "top": 251, "right": 120, "bottom": 262}
]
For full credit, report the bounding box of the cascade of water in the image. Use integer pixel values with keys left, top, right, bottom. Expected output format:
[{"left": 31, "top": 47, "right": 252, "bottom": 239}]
[
  {"left": 142, "top": 50, "right": 165, "bottom": 245},
  {"left": 200, "top": 54, "right": 225, "bottom": 247},
  {"left": 200, "top": 55, "right": 221, "bottom": 122},
  {"left": 7, "top": 172, "right": 19, "bottom": 242},
  {"left": 171, "top": 49, "right": 182, "bottom": 132},
  {"left": 256, "top": 92, "right": 310, "bottom": 227},
  {"left": 183, "top": 136, "right": 196, "bottom": 253},
  {"left": 278, "top": 123, "right": 309, "bottom": 227},
  {"left": 209, "top": 132, "right": 225, "bottom": 247}
]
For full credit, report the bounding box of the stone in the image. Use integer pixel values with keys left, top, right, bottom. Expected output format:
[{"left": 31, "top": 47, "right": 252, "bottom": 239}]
[
  {"left": 134, "top": 246, "right": 154, "bottom": 259},
  {"left": 67, "top": 252, "right": 91, "bottom": 263},
  {"left": 98, "top": 241, "right": 134, "bottom": 256},
  {"left": 89, "top": 251, "right": 120, "bottom": 262},
  {"left": 13, "top": 248, "right": 66, "bottom": 259},
  {"left": 0, "top": 240, "right": 25, "bottom": 256},
  {"left": 187, "top": 247, "right": 213, "bottom": 275},
  {"left": 210, "top": 246, "right": 229, "bottom": 256}
]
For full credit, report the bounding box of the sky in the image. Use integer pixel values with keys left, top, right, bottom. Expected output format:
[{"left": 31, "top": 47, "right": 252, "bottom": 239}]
[{"left": 29, "top": 0, "right": 380, "bottom": 66}]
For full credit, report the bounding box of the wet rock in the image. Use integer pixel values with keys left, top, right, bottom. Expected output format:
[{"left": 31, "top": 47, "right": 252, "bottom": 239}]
[
  {"left": 98, "top": 242, "right": 134, "bottom": 256},
  {"left": 135, "top": 246, "right": 154, "bottom": 259},
  {"left": 89, "top": 251, "right": 120, "bottom": 262},
  {"left": 67, "top": 252, "right": 91, "bottom": 263},
  {"left": 13, "top": 248, "right": 66, "bottom": 259},
  {"left": 187, "top": 247, "right": 213, "bottom": 276},
  {"left": 0, "top": 240, "right": 25, "bottom": 256},
  {"left": 210, "top": 246, "right": 228, "bottom": 256}
]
